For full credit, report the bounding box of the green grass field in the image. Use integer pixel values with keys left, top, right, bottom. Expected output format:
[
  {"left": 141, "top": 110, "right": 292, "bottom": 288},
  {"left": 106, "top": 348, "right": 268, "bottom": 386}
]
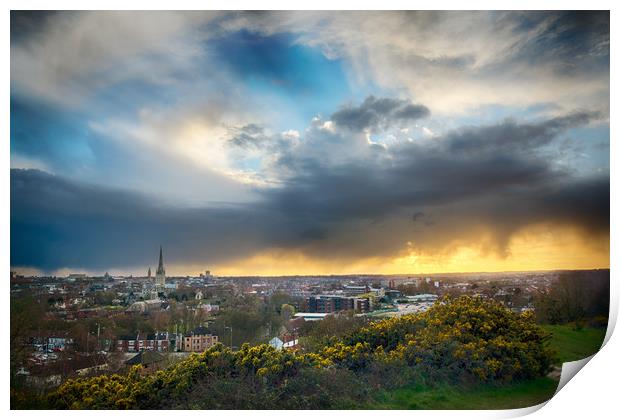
[
  {"left": 369, "top": 377, "right": 558, "bottom": 410},
  {"left": 542, "top": 324, "right": 606, "bottom": 363},
  {"left": 366, "top": 324, "right": 607, "bottom": 409}
]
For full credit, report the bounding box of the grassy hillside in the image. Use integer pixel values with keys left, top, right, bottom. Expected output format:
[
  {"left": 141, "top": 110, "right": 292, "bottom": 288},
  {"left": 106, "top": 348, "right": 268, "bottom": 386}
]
[
  {"left": 542, "top": 324, "right": 606, "bottom": 363},
  {"left": 369, "top": 377, "right": 558, "bottom": 410}
]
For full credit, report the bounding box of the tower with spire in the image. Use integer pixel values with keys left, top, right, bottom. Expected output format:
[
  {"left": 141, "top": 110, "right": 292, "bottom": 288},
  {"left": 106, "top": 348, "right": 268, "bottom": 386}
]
[{"left": 155, "top": 246, "right": 166, "bottom": 290}]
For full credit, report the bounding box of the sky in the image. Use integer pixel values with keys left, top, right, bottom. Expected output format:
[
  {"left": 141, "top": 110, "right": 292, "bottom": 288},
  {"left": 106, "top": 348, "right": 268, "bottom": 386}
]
[{"left": 10, "top": 11, "right": 610, "bottom": 276}]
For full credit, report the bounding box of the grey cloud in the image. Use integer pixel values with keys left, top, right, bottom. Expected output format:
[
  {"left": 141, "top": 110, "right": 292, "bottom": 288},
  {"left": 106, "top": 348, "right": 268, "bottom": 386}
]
[
  {"left": 446, "top": 111, "right": 600, "bottom": 156},
  {"left": 11, "top": 11, "right": 610, "bottom": 115},
  {"left": 227, "top": 124, "right": 268, "bottom": 148},
  {"left": 508, "top": 11, "right": 609, "bottom": 74},
  {"left": 270, "top": 112, "right": 594, "bottom": 222},
  {"left": 10, "top": 11, "right": 221, "bottom": 106},
  {"left": 231, "top": 11, "right": 609, "bottom": 114},
  {"left": 10, "top": 169, "right": 280, "bottom": 270},
  {"left": 11, "top": 112, "right": 608, "bottom": 271},
  {"left": 330, "top": 96, "right": 430, "bottom": 132},
  {"left": 258, "top": 112, "right": 607, "bottom": 259},
  {"left": 10, "top": 11, "right": 59, "bottom": 41}
]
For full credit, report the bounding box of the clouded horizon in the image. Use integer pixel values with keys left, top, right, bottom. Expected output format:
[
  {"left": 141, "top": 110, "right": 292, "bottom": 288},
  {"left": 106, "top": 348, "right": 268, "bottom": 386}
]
[{"left": 10, "top": 11, "right": 610, "bottom": 276}]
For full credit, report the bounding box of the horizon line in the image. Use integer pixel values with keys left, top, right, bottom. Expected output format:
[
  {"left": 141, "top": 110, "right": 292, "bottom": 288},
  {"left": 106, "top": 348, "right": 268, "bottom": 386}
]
[{"left": 10, "top": 267, "right": 611, "bottom": 279}]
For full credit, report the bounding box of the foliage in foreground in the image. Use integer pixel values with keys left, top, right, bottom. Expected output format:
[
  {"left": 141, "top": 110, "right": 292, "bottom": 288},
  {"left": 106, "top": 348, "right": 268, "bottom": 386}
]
[{"left": 24, "top": 296, "right": 554, "bottom": 409}]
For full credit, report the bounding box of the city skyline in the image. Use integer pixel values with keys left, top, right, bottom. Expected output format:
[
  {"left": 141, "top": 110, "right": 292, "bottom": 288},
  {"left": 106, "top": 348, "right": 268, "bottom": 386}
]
[
  {"left": 12, "top": 243, "right": 610, "bottom": 278},
  {"left": 11, "top": 11, "right": 610, "bottom": 276}
]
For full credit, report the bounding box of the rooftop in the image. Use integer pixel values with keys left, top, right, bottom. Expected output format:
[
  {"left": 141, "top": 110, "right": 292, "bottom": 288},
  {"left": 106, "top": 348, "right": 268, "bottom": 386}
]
[{"left": 125, "top": 350, "right": 165, "bottom": 366}]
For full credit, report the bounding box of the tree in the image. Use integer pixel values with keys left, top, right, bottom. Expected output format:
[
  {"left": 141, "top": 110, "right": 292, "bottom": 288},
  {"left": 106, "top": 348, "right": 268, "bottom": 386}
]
[
  {"left": 264, "top": 292, "right": 292, "bottom": 313},
  {"left": 93, "top": 291, "right": 116, "bottom": 306},
  {"left": 280, "top": 304, "right": 295, "bottom": 321},
  {"left": 11, "top": 294, "right": 45, "bottom": 383},
  {"left": 152, "top": 311, "right": 171, "bottom": 331},
  {"left": 535, "top": 270, "right": 609, "bottom": 325}
]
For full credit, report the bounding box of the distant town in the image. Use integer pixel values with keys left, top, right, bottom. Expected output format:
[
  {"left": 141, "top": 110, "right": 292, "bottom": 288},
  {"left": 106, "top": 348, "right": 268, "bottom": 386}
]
[{"left": 11, "top": 246, "right": 609, "bottom": 390}]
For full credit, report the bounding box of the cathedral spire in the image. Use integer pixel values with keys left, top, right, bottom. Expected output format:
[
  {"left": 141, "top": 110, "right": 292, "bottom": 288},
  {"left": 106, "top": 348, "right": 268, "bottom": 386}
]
[
  {"left": 157, "top": 246, "right": 164, "bottom": 272},
  {"left": 155, "top": 246, "right": 166, "bottom": 288}
]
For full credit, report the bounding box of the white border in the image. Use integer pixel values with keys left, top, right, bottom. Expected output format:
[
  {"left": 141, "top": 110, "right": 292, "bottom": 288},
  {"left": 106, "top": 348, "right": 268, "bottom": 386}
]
[
  {"left": 2, "top": 2, "right": 616, "bottom": 419},
  {"left": 0, "top": 0, "right": 616, "bottom": 10}
]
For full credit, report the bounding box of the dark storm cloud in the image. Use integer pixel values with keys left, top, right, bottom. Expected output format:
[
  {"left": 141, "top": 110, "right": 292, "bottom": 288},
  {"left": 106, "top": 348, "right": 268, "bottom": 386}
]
[
  {"left": 255, "top": 111, "right": 607, "bottom": 259},
  {"left": 330, "top": 96, "right": 430, "bottom": 131},
  {"left": 10, "top": 98, "right": 94, "bottom": 170},
  {"left": 10, "top": 169, "right": 287, "bottom": 270},
  {"left": 420, "top": 175, "right": 610, "bottom": 257},
  {"left": 265, "top": 154, "right": 553, "bottom": 223},
  {"left": 10, "top": 111, "right": 608, "bottom": 270},
  {"left": 489, "top": 176, "right": 609, "bottom": 236},
  {"left": 10, "top": 11, "right": 60, "bottom": 41},
  {"left": 268, "top": 112, "right": 599, "bottom": 221},
  {"left": 509, "top": 11, "right": 609, "bottom": 73},
  {"left": 447, "top": 112, "right": 599, "bottom": 156}
]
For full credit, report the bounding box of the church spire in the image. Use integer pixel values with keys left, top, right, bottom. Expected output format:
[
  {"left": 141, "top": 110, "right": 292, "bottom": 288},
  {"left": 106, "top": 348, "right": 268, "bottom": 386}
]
[
  {"left": 156, "top": 246, "right": 165, "bottom": 275},
  {"left": 155, "top": 246, "right": 166, "bottom": 288}
]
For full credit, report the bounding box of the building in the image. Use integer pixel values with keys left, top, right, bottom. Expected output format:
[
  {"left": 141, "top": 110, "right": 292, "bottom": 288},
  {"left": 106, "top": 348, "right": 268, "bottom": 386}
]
[
  {"left": 283, "top": 339, "right": 299, "bottom": 350},
  {"left": 126, "top": 299, "right": 162, "bottom": 314},
  {"left": 268, "top": 337, "right": 284, "bottom": 350},
  {"left": 293, "top": 312, "right": 330, "bottom": 321},
  {"left": 125, "top": 350, "right": 165, "bottom": 373},
  {"left": 182, "top": 326, "right": 218, "bottom": 352},
  {"left": 47, "top": 337, "right": 72, "bottom": 352},
  {"left": 138, "top": 332, "right": 173, "bottom": 352},
  {"left": 354, "top": 298, "right": 370, "bottom": 312},
  {"left": 155, "top": 246, "right": 166, "bottom": 291},
  {"left": 196, "top": 303, "right": 219, "bottom": 315},
  {"left": 30, "top": 335, "right": 73, "bottom": 353},
  {"left": 116, "top": 332, "right": 175, "bottom": 352},
  {"left": 116, "top": 335, "right": 138, "bottom": 352},
  {"left": 384, "top": 289, "right": 403, "bottom": 299},
  {"left": 382, "top": 277, "right": 419, "bottom": 289},
  {"left": 269, "top": 334, "right": 300, "bottom": 351},
  {"left": 342, "top": 285, "right": 369, "bottom": 296},
  {"left": 408, "top": 293, "right": 439, "bottom": 303},
  {"left": 305, "top": 296, "right": 370, "bottom": 313}
]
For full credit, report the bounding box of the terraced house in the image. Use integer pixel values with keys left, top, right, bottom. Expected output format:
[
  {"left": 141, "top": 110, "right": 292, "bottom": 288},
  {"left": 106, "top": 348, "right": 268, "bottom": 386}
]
[
  {"left": 116, "top": 332, "right": 176, "bottom": 352},
  {"left": 182, "top": 326, "right": 219, "bottom": 352}
]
